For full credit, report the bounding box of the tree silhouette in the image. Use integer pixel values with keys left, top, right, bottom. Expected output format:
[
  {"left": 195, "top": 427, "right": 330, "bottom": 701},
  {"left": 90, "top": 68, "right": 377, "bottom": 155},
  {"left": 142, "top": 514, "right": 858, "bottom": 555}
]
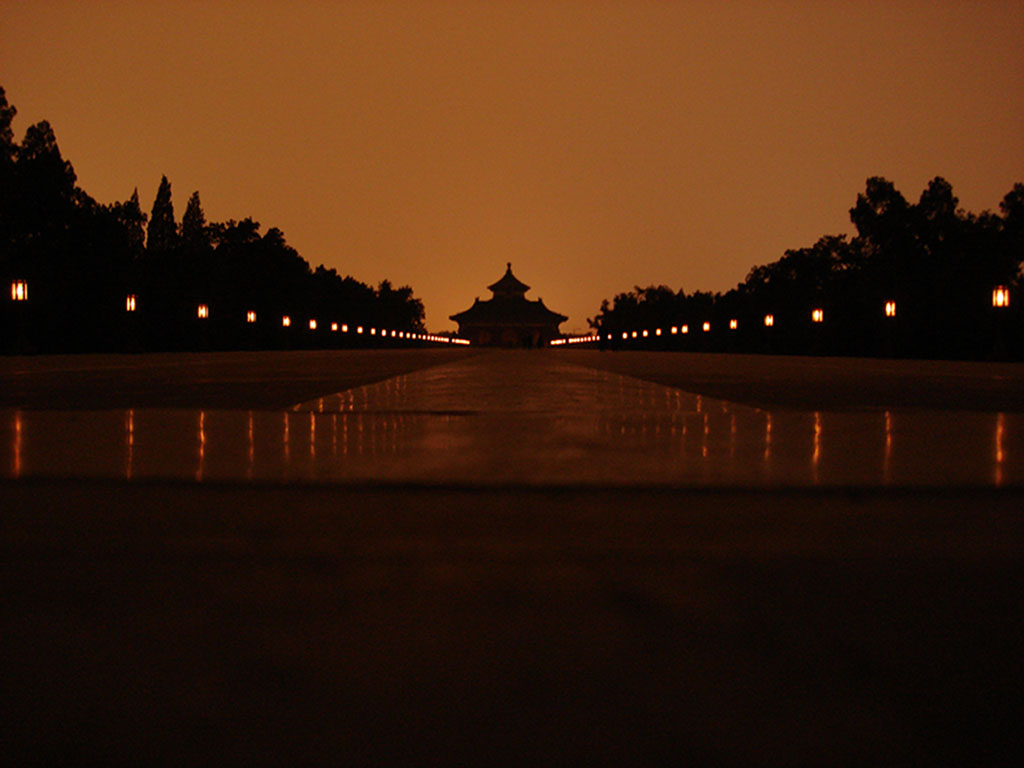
[
  {"left": 592, "top": 176, "right": 1022, "bottom": 359},
  {"left": 146, "top": 175, "right": 177, "bottom": 254},
  {"left": 181, "top": 190, "right": 208, "bottom": 248}
]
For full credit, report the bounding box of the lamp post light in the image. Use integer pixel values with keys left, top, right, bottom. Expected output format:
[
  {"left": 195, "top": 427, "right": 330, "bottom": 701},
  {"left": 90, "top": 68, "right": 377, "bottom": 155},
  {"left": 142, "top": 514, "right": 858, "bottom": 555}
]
[
  {"left": 992, "top": 285, "right": 1012, "bottom": 359},
  {"left": 729, "top": 318, "right": 738, "bottom": 330},
  {"left": 10, "top": 280, "right": 28, "bottom": 301},
  {"left": 764, "top": 314, "right": 775, "bottom": 327},
  {"left": 812, "top": 308, "right": 824, "bottom": 323},
  {"left": 246, "top": 310, "right": 257, "bottom": 323},
  {"left": 125, "top": 294, "right": 137, "bottom": 312},
  {"left": 282, "top": 315, "right": 291, "bottom": 327},
  {"left": 884, "top": 301, "right": 897, "bottom": 318},
  {"left": 702, "top": 322, "right": 711, "bottom": 333},
  {"left": 197, "top": 304, "right": 209, "bottom": 319},
  {"left": 308, "top": 319, "right": 317, "bottom": 330}
]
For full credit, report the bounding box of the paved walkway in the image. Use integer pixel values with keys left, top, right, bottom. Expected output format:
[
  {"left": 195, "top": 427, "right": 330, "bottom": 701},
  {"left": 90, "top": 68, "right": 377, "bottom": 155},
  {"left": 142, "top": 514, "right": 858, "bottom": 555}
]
[
  {"left": 3, "top": 350, "right": 1023, "bottom": 765},
  {"left": 2, "top": 351, "right": 1021, "bottom": 486}
]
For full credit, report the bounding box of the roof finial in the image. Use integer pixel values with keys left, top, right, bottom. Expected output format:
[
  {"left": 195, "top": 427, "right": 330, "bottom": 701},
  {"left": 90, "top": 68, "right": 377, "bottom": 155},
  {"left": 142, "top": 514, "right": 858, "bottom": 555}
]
[{"left": 507, "top": 262, "right": 511, "bottom": 271}]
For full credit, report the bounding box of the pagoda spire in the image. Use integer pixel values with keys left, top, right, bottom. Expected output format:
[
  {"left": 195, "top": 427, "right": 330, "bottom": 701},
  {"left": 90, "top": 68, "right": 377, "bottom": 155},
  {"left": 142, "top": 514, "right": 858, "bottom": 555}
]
[{"left": 488, "top": 263, "right": 530, "bottom": 298}]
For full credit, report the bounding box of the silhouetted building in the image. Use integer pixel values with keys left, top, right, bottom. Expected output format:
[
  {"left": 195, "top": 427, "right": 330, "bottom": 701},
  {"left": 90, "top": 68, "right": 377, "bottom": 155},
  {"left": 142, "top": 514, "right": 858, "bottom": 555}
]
[{"left": 450, "top": 264, "right": 567, "bottom": 347}]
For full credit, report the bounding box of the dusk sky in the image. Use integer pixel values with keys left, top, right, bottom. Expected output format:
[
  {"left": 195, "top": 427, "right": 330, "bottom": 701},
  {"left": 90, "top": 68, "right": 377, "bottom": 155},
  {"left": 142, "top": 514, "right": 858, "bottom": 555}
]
[{"left": 3, "top": 1, "right": 1022, "bottom": 332}]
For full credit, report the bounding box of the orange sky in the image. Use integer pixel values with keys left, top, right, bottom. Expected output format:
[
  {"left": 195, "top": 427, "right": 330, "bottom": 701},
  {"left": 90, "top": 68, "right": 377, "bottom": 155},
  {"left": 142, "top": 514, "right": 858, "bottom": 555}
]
[{"left": 3, "top": 1, "right": 1023, "bottom": 332}]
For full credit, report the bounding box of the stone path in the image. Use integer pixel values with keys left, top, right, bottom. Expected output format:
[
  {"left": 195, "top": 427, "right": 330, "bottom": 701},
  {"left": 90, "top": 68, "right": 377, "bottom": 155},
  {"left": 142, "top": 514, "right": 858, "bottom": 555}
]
[{"left": 2, "top": 350, "right": 1021, "bottom": 486}]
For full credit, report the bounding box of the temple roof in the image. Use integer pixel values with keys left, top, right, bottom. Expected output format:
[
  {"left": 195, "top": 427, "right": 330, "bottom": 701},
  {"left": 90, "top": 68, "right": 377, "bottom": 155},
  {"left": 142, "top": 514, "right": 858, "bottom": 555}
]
[
  {"left": 488, "top": 263, "right": 531, "bottom": 298},
  {"left": 450, "top": 295, "right": 568, "bottom": 326},
  {"left": 451, "top": 263, "right": 567, "bottom": 330}
]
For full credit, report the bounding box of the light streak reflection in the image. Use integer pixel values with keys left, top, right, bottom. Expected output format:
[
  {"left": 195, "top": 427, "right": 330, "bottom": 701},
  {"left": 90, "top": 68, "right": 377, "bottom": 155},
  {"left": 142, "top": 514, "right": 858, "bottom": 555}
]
[
  {"left": 996, "top": 412, "right": 1005, "bottom": 486},
  {"left": 283, "top": 412, "right": 290, "bottom": 465},
  {"left": 247, "top": 411, "right": 255, "bottom": 480},
  {"left": 812, "top": 411, "right": 822, "bottom": 481},
  {"left": 884, "top": 410, "right": 893, "bottom": 483},
  {"left": 13, "top": 410, "right": 23, "bottom": 478},
  {"left": 126, "top": 409, "right": 135, "bottom": 479},
  {"left": 310, "top": 412, "right": 316, "bottom": 461},
  {"left": 197, "top": 410, "right": 206, "bottom": 482}
]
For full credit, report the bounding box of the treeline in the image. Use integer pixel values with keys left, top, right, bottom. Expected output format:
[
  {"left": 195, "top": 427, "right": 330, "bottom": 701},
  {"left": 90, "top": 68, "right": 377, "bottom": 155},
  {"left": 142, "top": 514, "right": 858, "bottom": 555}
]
[
  {"left": 0, "top": 86, "right": 425, "bottom": 353},
  {"left": 590, "top": 177, "right": 1024, "bottom": 359}
]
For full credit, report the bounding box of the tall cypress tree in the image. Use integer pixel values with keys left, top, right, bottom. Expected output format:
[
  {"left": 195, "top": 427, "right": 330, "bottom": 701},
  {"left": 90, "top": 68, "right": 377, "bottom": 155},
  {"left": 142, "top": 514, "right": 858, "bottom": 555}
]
[
  {"left": 146, "top": 175, "right": 177, "bottom": 254},
  {"left": 0, "top": 87, "right": 18, "bottom": 274},
  {"left": 181, "top": 190, "right": 208, "bottom": 248},
  {"left": 0, "top": 86, "right": 16, "bottom": 165},
  {"left": 125, "top": 188, "right": 146, "bottom": 258}
]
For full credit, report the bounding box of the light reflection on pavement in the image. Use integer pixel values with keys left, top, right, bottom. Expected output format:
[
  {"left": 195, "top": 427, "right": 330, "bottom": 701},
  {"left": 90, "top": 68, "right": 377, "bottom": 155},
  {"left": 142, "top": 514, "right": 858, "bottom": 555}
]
[{"left": 2, "top": 353, "right": 1020, "bottom": 487}]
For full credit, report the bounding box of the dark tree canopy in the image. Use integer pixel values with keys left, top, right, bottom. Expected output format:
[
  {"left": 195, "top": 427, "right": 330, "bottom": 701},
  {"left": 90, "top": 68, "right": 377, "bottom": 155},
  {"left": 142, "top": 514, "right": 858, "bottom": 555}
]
[
  {"left": 592, "top": 176, "right": 1023, "bottom": 359},
  {"left": 1, "top": 86, "right": 428, "bottom": 353}
]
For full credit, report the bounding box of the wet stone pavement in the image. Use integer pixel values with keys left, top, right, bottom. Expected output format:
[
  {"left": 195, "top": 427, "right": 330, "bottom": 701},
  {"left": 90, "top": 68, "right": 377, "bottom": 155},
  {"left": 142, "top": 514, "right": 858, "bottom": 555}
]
[
  {"left": 2, "top": 349, "right": 1023, "bottom": 766},
  {"left": 2, "top": 351, "right": 1020, "bottom": 487}
]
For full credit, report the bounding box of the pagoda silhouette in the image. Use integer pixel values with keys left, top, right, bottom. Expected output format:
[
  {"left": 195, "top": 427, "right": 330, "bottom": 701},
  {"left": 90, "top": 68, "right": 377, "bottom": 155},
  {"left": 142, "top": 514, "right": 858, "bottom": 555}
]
[{"left": 450, "top": 263, "right": 567, "bottom": 347}]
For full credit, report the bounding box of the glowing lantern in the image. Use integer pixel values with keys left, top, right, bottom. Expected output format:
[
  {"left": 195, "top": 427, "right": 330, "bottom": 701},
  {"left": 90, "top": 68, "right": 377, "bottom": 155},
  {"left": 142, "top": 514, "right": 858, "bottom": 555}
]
[
  {"left": 702, "top": 322, "right": 710, "bottom": 333},
  {"left": 764, "top": 314, "right": 774, "bottom": 327},
  {"left": 884, "top": 301, "right": 896, "bottom": 318},
  {"left": 342, "top": 324, "right": 349, "bottom": 332},
  {"left": 729, "top": 319, "right": 738, "bottom": 330},
  {"left": 812, "top": 308, "right": 824, "bottom": 323},
  {"left": 246, "top": 310, "right": 257, "bottom": 323},
  {"left": 642, "top": 330, "right": 649, "bottom": 338},
  {"left": 621, "top": 332, "right": 628, "bottom": 340},
  {"left": 993, "top": 286, "right": 1010, "bottom": 308},
  {"left": 681, "top": 325, "right": 689, "bottom": 334},
  {"left": 671, "top": 326, "right": 678, "bottom": 334},
  {"left": 631, "top": 331, "right": 638, "bottom": 338},
  {"left": 309, "top": 319, "right": 317, "bottom": 330},
  {"left": 10, "top": 280, "right": 28, "bottom": 301},
  {"left": 356, "top": 326, "right": 364, "bottom": 334},
  {"left": 125, "top": 294, "right": 137, "bottom": 312},
  {"left": 331, "top": 322, "right": 338, "bottom": 332},
  {"left": 282, "top": 315, "right": 291, "bottom": 327},
  {"left": 197, "top": 304, "right": 209, "bottom": 319}
]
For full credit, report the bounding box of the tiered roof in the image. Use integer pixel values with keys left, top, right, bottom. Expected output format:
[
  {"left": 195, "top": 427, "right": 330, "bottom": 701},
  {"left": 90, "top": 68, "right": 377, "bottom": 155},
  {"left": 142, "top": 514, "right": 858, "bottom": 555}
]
[{"left": 450, "top": 264, "right": 567, "bottom": 327}]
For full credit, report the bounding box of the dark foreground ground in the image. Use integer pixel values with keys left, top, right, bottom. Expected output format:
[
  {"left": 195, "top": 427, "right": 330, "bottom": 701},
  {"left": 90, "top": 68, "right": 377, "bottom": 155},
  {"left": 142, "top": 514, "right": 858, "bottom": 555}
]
[
  {"left": 4, "top": 482, "right": 1022, "bottom": 767},
  {"left": 2, "top": 349, "right": 1023, "bottom": 766}
]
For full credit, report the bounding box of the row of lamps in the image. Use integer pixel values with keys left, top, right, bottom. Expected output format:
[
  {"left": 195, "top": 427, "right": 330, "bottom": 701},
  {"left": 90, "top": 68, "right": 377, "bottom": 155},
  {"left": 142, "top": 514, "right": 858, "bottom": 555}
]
[
  {"left": 552, "top": 289, "right": 1013, "bottom": 345},
  {"left": 10, "top": 282, "right": 469, "bottom": 345}
]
